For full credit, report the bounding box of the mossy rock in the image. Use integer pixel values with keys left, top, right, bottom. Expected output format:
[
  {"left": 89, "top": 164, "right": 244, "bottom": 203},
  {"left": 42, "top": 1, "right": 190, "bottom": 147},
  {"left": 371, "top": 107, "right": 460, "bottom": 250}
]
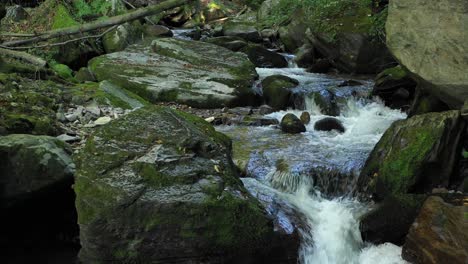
[
  {"left": 358, "top": 111, "right": 464, "bottom": 200},
  {"left": 102, "top": 21, "right": 144, "bottom": 53},
  {"left": 88, "top": 38, "right": 259, "bottom": 108},
  {"left": 75, "top": 106, "right": 288, "bottom": 263},
  {"left": 261, "top": 75, "right": 298, "bottom": 110},
  {"left": 280, "top": 113, "right": 305, "bottom": 134},
  {"left": 68, "top": 81, "right": 148, "bottom": 109},
  {"left": 0, "top": 74, "right": 63, "bottom": 136},
  {"left": 222, "top": 12, "right": 261, "bottom": 43},
  {"left": 0, "top": 134, "right": 75, "bottom": 208}
]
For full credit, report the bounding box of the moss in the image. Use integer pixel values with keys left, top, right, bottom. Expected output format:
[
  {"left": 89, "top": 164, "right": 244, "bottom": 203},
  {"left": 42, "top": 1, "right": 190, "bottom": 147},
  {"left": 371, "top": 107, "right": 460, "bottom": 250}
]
[
  {"left": 174, "top": 109, "right": 232, "bottom": 147},
  {"left": 50, "top": 62, "right": 75, "bottom": 81},
  {"left": 381, "top": 65, "right": 408, "bottom": 80},
  {"left": 361, "top": 112, "right": 460, "bottom": 198},
  {"left": 52, "top": 4, "right": 79, "bottom": 30},
  {"left": 261, "top": 0, "right": 379, "bottom": 41},
  {"left": 377, "top": 128, "right": 437, "bottom": 194}
]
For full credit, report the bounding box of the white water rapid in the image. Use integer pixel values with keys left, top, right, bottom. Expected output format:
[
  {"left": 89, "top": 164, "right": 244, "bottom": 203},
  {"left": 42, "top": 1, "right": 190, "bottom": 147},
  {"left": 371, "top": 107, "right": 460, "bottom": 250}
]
[{"left": 218, "top": 62, "right": 409, "bottom": 264}]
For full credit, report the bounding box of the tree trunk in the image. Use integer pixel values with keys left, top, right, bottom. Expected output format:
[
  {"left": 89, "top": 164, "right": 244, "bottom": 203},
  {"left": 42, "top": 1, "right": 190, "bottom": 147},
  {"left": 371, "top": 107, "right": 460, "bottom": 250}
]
[{"left": 2, "top": 0, "right": 190, "bottom": 47}]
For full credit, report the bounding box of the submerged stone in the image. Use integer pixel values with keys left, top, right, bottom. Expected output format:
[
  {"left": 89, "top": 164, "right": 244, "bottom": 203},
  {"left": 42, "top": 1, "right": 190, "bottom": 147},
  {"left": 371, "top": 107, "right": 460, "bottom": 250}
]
[{"left": 75, "top": 106, "right": 295, "bottom": 263}]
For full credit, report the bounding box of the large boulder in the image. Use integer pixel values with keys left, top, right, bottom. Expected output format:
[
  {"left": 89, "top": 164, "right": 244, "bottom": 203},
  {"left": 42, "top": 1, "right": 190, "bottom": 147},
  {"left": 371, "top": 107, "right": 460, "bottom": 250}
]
[
  {"left": 262, "top": 75, "right": 298, "bottom": 110},
  {"left": 402, "top": 196, "right": 468, "bottom": 264},
  {"left": 358, "top": 111, "right": 464, "bottom": 200},
  {"left": 0, "top": 134, "right": 78, "bottom": 260},
  {"left": 222, "top": 13, "right": 261, "bottom": 43},
  {"left": 0, "top": 134, "right": 75, "bottom": 208},
  {"left": 386, "top": 0, "right": 468, "bottom": 109},
  {"left": 89, "top": 38, "right": 259, "bottom": 108},
  {"left": 277, "top": 10, "right": 308, "bottom": 53},
  {"left": 74, "top": 106, "right": 296, "bottom": 263},
  {"left": 308, "top": 32, "right": 393, "bottom": 74}
]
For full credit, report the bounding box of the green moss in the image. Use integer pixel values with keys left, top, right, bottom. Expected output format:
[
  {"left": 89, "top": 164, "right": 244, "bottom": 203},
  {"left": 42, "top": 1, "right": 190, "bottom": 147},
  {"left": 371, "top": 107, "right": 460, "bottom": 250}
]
[
  {"left": 381, "top": 65, "right": 408, "bottom": 80},
  {"left": 50, "top": 62, "right": 75, "bottom": 81},
  {"left": 261, "top": 0, "right": 380, "bottom": 40},
  {"left": 52, "top": 4, "right": 79, "bottom": 29},
  {"left": 175, "top": 109, "right": 232, "bottom": 147}
]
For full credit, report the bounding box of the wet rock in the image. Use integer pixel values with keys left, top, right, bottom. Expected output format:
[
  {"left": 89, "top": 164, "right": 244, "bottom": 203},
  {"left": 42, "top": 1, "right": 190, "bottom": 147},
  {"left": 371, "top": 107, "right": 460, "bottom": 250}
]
[
  {"left": 262, "top": 75, "right": 298, "bottom": 110},
  {"left": 300, "top": 112, "right": 310, "bottom": 125},
  {"left": 307, "top": 59, "right": 331, "bottom": 74},
  {"left": 314, "top": 117, "right": 345, "bottom": 133},
  {"left": 89, "top": 38, "right": 259, "bottom": 108},
  {"left": 408, "top": 84, "right": 449, "bottom": 117},
  {"left": 372, "top": 66, "right": 416, "bottom": 109},
  {"left": 294, "top": 44, "right": 315, "bottom": 68},
  {"left": 259, "top": 105, "right": 275, "bottom": 115},
  {"left": 75, "top": 106, "right": 295, "bottom": 263},
  {"left": 338, "top": 80, "right": 363, "bottom": 87},
  {"left": 386, "top": 0, "right": 468, "bottom": 109},
  {"left": 5, "top": 5, "right": 29, "bottom": 22},
  {"left": 402, "top": 196, "right": 468, "bottom": 264},
  {"left": 204, "top": 36, "right": 248, "bottom": 51},
  {"left": 358, "top": 111, "right": 464, "bottom": 200},
  {"left": 307, "top": 90, "right": 340, "bottom": 116},
  {"left": 241, "top": 44, "right": 288, "bottom": 68},
  {"left": 281, "top": 113, "right": 306, "bottom": 134},
  {"left": 360, "top": 194, "right": 426, "bottom": 244},
  {"left": 143, "top": 24, "right": 173, "bottom": 37}
]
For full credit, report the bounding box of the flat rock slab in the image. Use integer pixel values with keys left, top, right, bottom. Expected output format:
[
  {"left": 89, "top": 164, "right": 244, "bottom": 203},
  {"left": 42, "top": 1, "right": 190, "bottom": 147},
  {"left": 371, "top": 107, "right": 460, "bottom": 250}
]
[{"left": 89, "top": 38, "right": 259, "bottom": 108}]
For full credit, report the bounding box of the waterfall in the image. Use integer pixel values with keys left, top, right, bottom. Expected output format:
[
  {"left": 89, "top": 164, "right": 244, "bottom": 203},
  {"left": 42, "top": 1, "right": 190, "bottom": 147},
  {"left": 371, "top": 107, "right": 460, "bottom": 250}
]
[{"left": 219, "top": 56, "right": 409, "bottom": 264}]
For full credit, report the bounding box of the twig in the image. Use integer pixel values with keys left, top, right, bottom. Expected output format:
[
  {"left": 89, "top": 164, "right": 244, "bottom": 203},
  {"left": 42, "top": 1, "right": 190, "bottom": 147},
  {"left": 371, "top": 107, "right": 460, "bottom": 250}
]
[
  {"left": 120, "top": 0, "right": 156, "bottom": 25},
  {"left": 0, "top": 26, "right": 117, "bottom": 50},
  {"left": 1, "top": 0, "right": 190, "bottom": 47}
]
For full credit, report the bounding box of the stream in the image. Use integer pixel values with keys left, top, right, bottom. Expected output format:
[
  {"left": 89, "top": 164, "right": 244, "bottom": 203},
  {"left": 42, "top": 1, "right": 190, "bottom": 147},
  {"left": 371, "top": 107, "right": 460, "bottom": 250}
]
[{"left": 217, "top": 56, "right": 409, "bottom": 264}]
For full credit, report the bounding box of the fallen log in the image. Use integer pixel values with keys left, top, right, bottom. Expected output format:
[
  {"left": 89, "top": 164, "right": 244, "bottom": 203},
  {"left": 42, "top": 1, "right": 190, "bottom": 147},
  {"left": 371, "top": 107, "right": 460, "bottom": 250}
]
[{"left": 1, "top": 0, "right": 190, "bottom": 47}]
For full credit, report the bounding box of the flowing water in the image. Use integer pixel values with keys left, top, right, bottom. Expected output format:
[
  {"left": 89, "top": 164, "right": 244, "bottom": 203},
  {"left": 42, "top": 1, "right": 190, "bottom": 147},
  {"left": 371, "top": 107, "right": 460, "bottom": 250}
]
[{"left": 217, "top": 61, "right": 409, "bottom": 263}]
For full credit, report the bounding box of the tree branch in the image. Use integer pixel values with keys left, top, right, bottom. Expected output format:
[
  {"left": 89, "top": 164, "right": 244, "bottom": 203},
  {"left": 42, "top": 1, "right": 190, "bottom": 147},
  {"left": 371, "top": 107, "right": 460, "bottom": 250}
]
[
  {"left": 0, "top": 47, "right": 47, "bottom": 67},
  {"left": 0, "top": 26, "right": 117, "bottom": 50},
  {"left": 1, "top": 0, "right": 190, "bottom": 47}
]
